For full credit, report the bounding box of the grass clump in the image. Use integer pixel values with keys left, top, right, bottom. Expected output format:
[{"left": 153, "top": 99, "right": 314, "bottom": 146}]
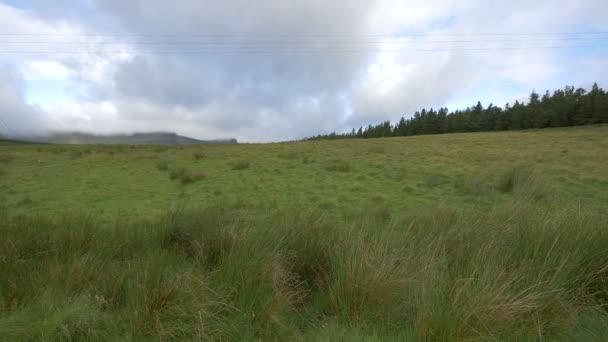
[
  {"left": 161, "top": 209, "right": 238, "bottom": 269},
  {"left": 368, "top": 145, "right": 386, "bottom": 154},
  {"left": 169, "top": 167, "right": 186, "bottom": 180},
  {"left": 181, "top": 172, "right": 207, "bottom": 184},
  {"left": 2, "top": 202, "right": 608, "bottom": 340},
  {"left": 423, "top": 173, "right": 449, "bottom": 187},
  {"left": 16, "top": 197, "right": 33, "bottom": 207},
  {"left": 0, "top": 153, "right": 16, "bottom": 163},
  {"left": 324, "top": 160, "right": 352, "bottom": 172},
  {"left": 457, "top": 176, "right": 492, "bottom": 196},
  {"left": 231, "top": 160, "right": 250, "bottom": 170},
  {"left": 278, "top": 151, "right": 298, "bottom": 160},
  {"left": 68, "top": 150, "right": 83, "bottom": 159},
  {"left": 169, "top": 167, "right": 206, "bottom": 184},
  {"left": 155, "top": 159, "right": 169, "bottom": 171},
  {"left": 497, "top": 165, "right": 551, "bottom": 201},
  {"left": 3, "top": 194, "right": 608, "bottom": 339},
  {"left": 152, "top": 146, "right": 167, "bottom": 153}
]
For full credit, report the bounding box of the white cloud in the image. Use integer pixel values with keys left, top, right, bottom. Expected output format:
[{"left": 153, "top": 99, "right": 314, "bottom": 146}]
[{"left": 21, "top": 60, "right": 71, "bottom": 81}]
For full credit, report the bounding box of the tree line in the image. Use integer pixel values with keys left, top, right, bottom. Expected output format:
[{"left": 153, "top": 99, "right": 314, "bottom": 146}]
[{"left": 306, "top": 83, "right": 608, "bottom": 140}]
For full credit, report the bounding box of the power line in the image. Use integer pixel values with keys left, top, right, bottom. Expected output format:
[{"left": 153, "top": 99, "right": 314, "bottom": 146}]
[
  {"left": 0, "top": 31, "right": 606, "bottom": 38},
  {"left": 0, "top": 37, "right": 606, "bottom": 45},
  {"left": 0, "top": 44, "right": 604, "bottom": 55}
]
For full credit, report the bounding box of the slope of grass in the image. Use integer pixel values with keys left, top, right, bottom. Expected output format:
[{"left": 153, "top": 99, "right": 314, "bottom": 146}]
[
  {"left": 1, "top": 126, "right": 607, "bottom": 220},
  {"left": 1, "top": 125, "right": 607, "bottom": 340}
]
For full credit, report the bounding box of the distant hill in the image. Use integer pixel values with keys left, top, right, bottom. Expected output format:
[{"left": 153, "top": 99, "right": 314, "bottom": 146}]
[
  {"left": 26, "top": 132, "right": 237, "bottom": 145},
  {"left": 0, "top": 137, "right": 39, "bottom": 145}
]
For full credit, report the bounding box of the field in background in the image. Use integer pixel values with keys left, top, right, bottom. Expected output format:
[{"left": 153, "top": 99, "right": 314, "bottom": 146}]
[{"left": 1, "top": 125, "right": 608, "bottom": 340}]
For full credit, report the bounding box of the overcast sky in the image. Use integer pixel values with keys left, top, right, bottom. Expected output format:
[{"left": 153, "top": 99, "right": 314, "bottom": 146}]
[{"left": 0, "top": 0, "right": 607, "bottom": 142}]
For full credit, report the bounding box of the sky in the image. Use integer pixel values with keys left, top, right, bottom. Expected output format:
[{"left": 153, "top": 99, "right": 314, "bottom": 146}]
[{"left": 0, "top": 0, "right": 607, "bottom": 142}]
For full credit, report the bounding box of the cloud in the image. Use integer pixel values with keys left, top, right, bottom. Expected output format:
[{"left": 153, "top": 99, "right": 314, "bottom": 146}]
[
  {"left": 0, "top": 65, "right": 46, "bottom": 136},
  {"left": 0, "top": 0, "right": 607, "bottom": 141},
  {"left": 21, "top": 60, "right": 71, "bottom": 81}
]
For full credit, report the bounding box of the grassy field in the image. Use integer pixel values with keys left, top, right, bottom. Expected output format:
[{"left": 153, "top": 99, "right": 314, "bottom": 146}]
[{"left": 1, "top": 125, "right": 608, "bottom": 340}]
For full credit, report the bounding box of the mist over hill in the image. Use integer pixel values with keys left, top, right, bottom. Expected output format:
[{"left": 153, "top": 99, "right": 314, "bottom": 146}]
[{"left": 7, "top": 132, "right": 238, "bottom": 145}]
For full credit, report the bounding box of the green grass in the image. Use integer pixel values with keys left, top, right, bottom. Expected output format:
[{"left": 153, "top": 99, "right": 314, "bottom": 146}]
[
  {"left": 168, "top": 167, "right": 207, "bottom": 185},
  {"left": 231, "top": 160, "right": 250, "bottom": 170},
  {"left": 0, "top": 153, "right": 16, "bottom": 163},
  {"left": 323, "top": 160, "right": 352, "bottom": 172},
  {"left": 1, "top": 125, "right": 608, "bottom": 340}
]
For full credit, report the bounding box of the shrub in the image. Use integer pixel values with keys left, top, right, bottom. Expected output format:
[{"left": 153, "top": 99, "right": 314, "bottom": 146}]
[
  {"left": 231, "top": 160, "right": 250, "bottom": 170},
  {"left": 324, "top": 160, "right": 351, "bottom": 172}
]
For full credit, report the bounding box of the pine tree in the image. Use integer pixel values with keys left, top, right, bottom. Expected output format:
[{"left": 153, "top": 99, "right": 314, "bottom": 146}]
[{"left": 306, "top": 83, "right": 607, "bottom": 141}]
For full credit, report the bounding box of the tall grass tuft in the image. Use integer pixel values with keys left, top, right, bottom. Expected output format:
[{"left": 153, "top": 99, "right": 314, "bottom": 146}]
[
  {"left": 231, "top": 160, "right": 250, "bottom": 170},
  {"left": 278, "top": 151, "right": 298, "bottom": 160},
  {"left": 1, "top": 196, "right": 608, "bottom": 339},
  {"left": 324, "top": 160, "right": 352, "bottom": 172},
  {"left": 156, "top": 159, "right": 169, "bottom": 171},
  {"left": 152, "top": 146, "right": 168, "bottom": 153},
  {"left": 497, "top": 165, "right": 552, "bottom": 201},
  {"left": 0, "top": 153, "right": 16, "bottom": 163},
  {"left": 160, "top": 208, "right": 238, "bottom": 269},
  {"left": 69, "top": 150, "right": 83, "bottom": 159},
  {"left": 169, "top": 167, "right": 206, "bottom": 184}
]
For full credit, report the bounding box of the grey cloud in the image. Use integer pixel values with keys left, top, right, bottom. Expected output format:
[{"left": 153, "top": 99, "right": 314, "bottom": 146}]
[
  {"left": 114, "top": 56, "right": 223, "bottom": 107},
  {"left": 88, "top": 0, "right": 383, "bottom": 139},
  {"left": 90, "top": 0, "right": 608, "bottom": 140},
  {"left": 95, "top": 0, "right": 376, "bottom": 36}
]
